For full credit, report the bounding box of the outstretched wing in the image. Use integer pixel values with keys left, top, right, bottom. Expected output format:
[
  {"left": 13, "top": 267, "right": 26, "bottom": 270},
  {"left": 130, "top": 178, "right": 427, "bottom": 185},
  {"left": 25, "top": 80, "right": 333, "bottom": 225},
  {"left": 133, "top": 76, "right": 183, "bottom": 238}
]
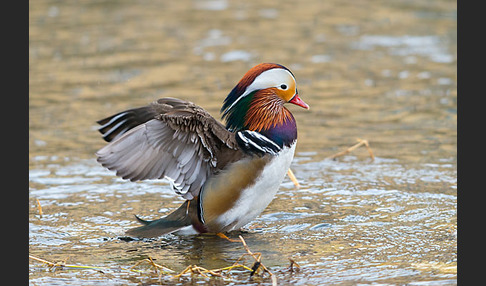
[{"left": 96, "top": 97, "right": 241, "bottom": 199}]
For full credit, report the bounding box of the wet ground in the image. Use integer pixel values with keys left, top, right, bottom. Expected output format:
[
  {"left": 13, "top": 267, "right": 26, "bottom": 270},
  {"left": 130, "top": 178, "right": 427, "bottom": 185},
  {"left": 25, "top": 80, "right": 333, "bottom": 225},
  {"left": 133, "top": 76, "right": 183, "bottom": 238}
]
[{"left": 29, "top": 0, "right": 456, "bottom": 285}]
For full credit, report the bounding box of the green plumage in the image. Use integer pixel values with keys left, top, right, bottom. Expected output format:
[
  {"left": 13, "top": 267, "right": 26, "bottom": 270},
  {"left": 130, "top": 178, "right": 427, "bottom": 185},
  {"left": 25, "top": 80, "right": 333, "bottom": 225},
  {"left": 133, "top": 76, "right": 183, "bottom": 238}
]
[{"left": 221, "top": 91, "right": 256, "bottom": 131}]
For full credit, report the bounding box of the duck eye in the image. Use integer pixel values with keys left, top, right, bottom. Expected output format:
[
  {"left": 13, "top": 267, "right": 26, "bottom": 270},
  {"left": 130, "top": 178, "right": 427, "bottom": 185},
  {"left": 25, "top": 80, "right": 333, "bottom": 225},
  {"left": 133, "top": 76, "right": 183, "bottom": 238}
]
[{"left": 280, "top": 84, "right": 288, "bottom": 90}]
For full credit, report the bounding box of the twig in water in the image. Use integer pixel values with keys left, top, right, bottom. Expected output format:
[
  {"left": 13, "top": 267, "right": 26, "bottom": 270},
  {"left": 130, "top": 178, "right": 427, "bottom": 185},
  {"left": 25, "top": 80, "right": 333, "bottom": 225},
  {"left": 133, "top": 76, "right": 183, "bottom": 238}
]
[
  {"left": 30, "top": 235, "right": 281, "bottom": 285},
  {"left": 29, "top": 255, "right": 106, "bottom": 272},
  {"left": 36, "top": 199, "right": 43, "bottom": 217},
  {"left": 172, "top": 263, "right": 252, "bottom": 280},
  {"left": 327, "top": 138, "right": 375, "bottom": 161},
  {"left": 129, "top": 256, "right": 175, "bottom": 278},
  {"left": 288, "top": 257, "right": 300, "bottom": 272},
  {"left": 29, "top": 255, "right": 55, "bottom": 268},
  {"left": 238, "top": 235, "right": 277, "bottom": 285}
]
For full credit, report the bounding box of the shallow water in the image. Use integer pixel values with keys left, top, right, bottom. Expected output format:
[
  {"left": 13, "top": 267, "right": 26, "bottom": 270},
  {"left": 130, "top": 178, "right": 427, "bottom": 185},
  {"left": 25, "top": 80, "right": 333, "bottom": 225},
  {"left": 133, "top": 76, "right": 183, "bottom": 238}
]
[{"left": 30, "top": 0, "right": 456, "bottom": 285}]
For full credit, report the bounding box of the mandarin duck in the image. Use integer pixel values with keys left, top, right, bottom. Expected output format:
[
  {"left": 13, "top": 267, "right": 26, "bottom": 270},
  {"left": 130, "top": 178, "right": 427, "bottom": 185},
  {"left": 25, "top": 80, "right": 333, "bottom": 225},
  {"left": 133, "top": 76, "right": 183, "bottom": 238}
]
[{"left": 96, "top": 63, "right": 309, "bottom": 238}]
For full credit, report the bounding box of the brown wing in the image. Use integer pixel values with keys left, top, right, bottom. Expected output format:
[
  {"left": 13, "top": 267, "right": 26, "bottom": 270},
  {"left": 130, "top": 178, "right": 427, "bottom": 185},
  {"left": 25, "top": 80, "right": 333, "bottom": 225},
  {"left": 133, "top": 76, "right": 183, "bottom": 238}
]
[
  {"left": 97, "top": 104, "right": 161, "bottom": 142},
  {"left": 96, "top": 98, "right": 241, "bottom": 200}
]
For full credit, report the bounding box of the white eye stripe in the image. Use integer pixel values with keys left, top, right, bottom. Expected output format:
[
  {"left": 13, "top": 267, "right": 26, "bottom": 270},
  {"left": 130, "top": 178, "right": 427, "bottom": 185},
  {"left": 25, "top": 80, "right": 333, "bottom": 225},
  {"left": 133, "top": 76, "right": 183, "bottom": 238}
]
[
  {"left": 226, "top": 68, "right": 295, "bottom": 112},
  {"left": 244, "top": 68, "right": 294, "bottom": 95}
]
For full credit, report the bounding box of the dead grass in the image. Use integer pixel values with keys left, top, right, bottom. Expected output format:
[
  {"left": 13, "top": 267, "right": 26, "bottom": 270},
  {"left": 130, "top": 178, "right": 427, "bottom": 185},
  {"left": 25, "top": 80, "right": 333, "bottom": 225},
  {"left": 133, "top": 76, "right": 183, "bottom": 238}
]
[{"left": 29, "top": 235, "right": 296, "bottom": 285}]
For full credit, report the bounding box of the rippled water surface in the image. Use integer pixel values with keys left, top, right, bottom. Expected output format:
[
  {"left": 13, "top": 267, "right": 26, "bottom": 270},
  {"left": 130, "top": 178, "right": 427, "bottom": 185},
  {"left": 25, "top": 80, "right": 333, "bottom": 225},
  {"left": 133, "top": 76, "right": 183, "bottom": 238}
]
[{"left": 30, "top": 0, "right": 456, "bottom": 285}]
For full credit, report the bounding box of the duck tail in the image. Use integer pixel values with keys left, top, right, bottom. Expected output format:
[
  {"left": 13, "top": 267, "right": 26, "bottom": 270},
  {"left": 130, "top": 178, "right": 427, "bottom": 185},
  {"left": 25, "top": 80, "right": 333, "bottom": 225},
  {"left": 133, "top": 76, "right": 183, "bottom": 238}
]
[{"left": 126, "top": 200, "right": 193, "bottom": 238}]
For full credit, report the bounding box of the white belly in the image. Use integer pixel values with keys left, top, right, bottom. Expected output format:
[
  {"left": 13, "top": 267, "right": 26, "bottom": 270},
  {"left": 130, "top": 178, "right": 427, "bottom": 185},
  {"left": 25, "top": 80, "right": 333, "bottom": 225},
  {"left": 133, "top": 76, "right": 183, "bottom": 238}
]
[{"left": 215, "top": 143, "right": 296, "bottom": 231}]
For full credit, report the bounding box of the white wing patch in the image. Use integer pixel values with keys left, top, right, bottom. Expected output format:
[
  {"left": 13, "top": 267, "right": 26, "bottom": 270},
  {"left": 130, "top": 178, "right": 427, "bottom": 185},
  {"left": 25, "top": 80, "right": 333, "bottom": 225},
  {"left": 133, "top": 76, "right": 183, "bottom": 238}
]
[{"left": 236, "top": 130, "right": 281, "bottom": 155}]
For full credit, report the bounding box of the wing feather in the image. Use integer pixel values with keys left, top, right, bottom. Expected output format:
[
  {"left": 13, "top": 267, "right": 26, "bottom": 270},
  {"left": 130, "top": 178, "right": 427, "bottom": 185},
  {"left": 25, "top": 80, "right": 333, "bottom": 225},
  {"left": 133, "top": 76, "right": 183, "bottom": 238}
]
[{"left": 96, "top": 98, "right": 241, "bottom": 199}]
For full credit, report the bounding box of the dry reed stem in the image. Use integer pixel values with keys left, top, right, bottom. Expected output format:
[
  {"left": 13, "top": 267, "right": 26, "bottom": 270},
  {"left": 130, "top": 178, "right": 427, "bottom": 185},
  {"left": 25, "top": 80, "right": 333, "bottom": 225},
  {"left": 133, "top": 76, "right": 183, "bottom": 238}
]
[
  {"left": 36, "top": 199, "right": 43, "bottom": 217},
  {"left": 238, "top": 235, "right": 277, "bottom": 285},
  {"left": 288, "top": 257, "right": 300, "bottom": 272},
  {"left": 30, "top": 235, "right": 290, "bottom": 285},
  {"left": 30, "top": 253, "right": 256, "bottom": 280},
  {"left": 29, "top": 255, "right": 106, "bottom": 271},
  {"left": 129, "top": 256, "right": 175, "bottom": 275},
  {"left": 29, "top": 255, "right": 55, "bottom": 268},
  {"left": 327, "top": 138, "right": 375, "bottom": 161}
]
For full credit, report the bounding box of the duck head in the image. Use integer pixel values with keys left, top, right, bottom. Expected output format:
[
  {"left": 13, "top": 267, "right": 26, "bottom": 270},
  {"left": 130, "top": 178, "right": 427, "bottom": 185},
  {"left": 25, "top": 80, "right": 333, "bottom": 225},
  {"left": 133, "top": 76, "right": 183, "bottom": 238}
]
[{"left": 221, "top": 63, "right": 309, "bottom": 133}]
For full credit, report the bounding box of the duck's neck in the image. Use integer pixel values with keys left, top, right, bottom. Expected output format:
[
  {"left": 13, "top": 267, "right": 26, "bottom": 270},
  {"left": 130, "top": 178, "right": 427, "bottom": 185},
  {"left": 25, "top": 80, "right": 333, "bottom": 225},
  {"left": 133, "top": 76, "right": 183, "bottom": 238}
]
[{"left": 222, "top": 90, "right": 297, "bottom": 148}]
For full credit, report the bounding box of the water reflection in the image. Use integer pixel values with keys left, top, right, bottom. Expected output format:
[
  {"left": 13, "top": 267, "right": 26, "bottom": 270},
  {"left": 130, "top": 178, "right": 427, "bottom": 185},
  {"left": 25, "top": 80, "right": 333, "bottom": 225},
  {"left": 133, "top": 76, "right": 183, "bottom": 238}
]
[{"left": 29, "top": 153, "right": 456, "bottom": 284}]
